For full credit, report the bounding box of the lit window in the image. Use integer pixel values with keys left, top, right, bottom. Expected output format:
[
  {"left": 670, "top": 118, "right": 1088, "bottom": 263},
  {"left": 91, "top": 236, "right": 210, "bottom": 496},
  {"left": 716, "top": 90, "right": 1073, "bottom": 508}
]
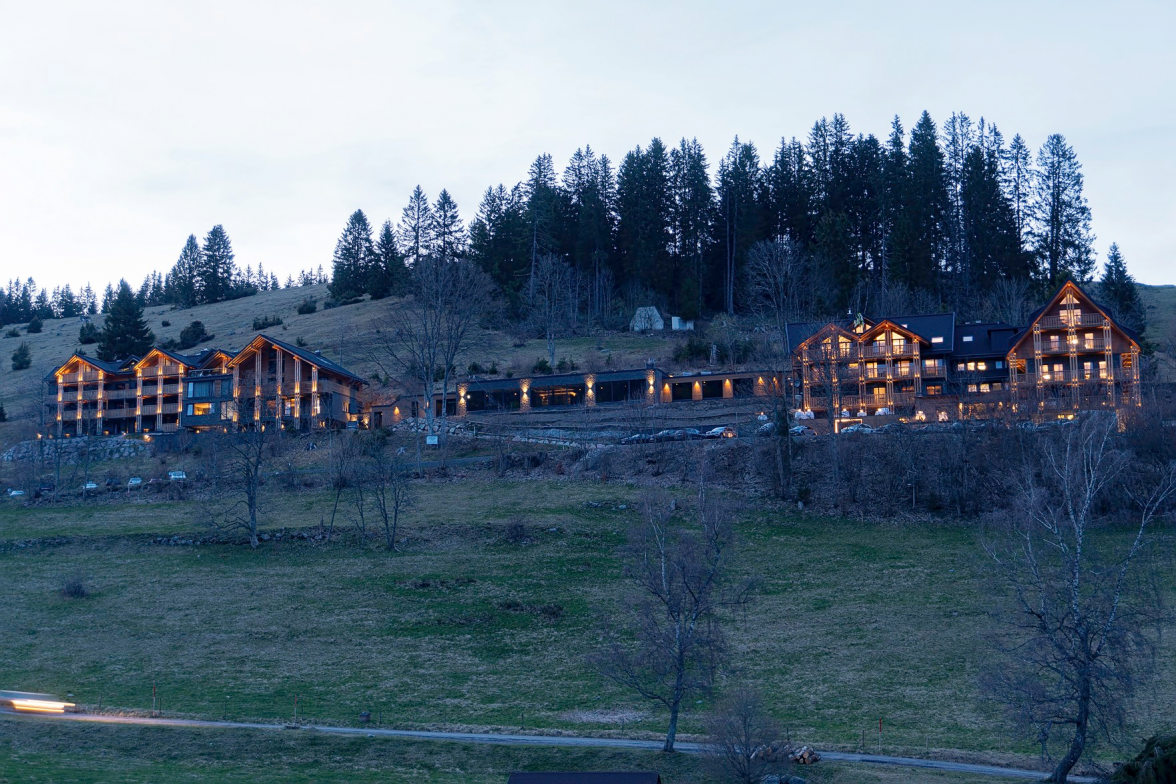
[
  {"left": 980, "top": 384, "right": 991, "bottom": 393},
  {"left": 977, "top": 362, "right": 987, "bottom": 371},
  {"left": 967, "top": 384, "right": 978, "bottom": 393},
  {"left": 957, "top": 363, "right": 966, "bottom": 372},
  {"left": 967, "top": 362, "right": 976, "bottom": 371},
  {"left": 995, "top": 360, "right": 1004, "bottom": 370},
  {"left": 931, "top": 336, "right": 943, "bottom": 344},
  {"left": 962, "top": 335, "right": 973, "bottom": 342}
]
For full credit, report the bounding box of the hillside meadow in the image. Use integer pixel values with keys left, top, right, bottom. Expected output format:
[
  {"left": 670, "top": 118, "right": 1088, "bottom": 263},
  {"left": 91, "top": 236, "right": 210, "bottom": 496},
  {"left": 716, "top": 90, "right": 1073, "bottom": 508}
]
[{"left": 1, "top": 476, "right": 1172, "bottom": 782}]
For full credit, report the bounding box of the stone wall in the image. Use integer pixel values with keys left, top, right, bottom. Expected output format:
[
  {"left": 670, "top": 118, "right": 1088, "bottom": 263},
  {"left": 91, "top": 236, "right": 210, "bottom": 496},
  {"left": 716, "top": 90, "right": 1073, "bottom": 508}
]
[{"left": 1, "top": 436, "right": 152, "bottom": 464}]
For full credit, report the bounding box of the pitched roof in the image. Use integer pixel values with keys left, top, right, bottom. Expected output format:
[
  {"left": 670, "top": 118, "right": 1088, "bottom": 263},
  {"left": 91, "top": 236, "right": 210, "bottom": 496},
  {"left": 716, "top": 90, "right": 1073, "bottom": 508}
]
[
  {"left": 507, "top": 773, "right": 661, "bottom": 784},
  {"left": 882, "top": 313, "right": 956, "bottom": 351},
  {"left": 52, "top": 353, "right": 128, "bottom": 376},
  {"left": 237, "top": 333, "right": 367, "bottom": 384}
]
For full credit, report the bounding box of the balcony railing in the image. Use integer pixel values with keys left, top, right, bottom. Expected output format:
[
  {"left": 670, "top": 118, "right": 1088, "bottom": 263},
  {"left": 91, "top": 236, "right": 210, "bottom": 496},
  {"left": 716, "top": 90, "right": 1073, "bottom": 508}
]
[
  {"left": 1040, "top": 339, "right": 1110, "bottom": 354},
  {"left": 161, "top": 404, "right": 179, "bottom": 414},
  {"left": 141, "top": 405, "right": 157, "bottom": 416},
  {"left": 1037, "top": 314, "right": 1106, "bottom": 329},
  {"left": 162, "top": 384, "right": 180, "bottom": 395}
]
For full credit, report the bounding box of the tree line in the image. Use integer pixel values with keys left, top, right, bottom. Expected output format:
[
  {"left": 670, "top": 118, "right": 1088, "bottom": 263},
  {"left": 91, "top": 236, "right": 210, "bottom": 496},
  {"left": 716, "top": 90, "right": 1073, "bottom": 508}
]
[{"left": 331, "top": 110, "right": 1147, "bottom": 333}]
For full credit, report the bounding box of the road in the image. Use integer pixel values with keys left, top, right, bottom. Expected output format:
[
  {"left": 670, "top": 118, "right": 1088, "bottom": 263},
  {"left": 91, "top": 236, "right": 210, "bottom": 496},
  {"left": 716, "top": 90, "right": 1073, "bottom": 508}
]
[{"left": 3, "top": 711, "right": 1096, "bottom": 782}]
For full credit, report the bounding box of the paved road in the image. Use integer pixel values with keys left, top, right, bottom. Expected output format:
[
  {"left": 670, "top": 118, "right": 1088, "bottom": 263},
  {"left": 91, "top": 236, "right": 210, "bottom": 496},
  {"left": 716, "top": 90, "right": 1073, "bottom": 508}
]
[{"left": 4, "top": 712, "right": 1095, "bottom": 782}]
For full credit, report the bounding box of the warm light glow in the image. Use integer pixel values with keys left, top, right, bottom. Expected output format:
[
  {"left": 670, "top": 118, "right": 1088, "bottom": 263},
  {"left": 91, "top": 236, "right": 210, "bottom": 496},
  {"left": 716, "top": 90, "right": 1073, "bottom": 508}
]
[{"left": 10, "top": 699, "right": 74, "bottom": 714}]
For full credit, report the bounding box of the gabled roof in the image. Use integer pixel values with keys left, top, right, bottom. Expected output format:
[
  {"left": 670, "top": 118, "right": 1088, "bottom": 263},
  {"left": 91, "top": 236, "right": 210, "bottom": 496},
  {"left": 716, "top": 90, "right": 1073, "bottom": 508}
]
[
  {"left": 796, "top": 321, "right": 859, "bottom": 351},
  {"left": 52, "top": 353, "right": 128, "bottom": 377},
  {"left": 507, "top": 774, "right": 661, "bottom": 784},
  {"left": 860, "top": 319, "right": 929, "bottom": 344},
  {"left": 132, "top": 346, "right": 197, "bottom": 371},
  {"left": 228, "top": 334, "right": 367, "bottom": 384},
  {"left": 1007, "top": 280, "right": 1139, "bottom": 356}
]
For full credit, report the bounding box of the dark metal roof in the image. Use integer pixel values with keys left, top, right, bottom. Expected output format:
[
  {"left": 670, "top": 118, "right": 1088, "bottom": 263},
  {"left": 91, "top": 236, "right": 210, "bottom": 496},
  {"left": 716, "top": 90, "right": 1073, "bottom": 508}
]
[
  {"left": 464, "top": 368, "right": 650, "bottom": 393},
  {"left": 953, "top": 322, "right": 1018, "bottom": 357},
  {"left": 507, "top": 773, "right": 661, "bottom": 784},
  {"left": 883, "top": 313, "right": 956, "bottom": 353}
]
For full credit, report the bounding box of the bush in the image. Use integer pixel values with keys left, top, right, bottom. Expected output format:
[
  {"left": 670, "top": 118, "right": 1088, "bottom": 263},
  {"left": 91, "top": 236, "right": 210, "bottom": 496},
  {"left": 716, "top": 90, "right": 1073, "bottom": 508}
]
[
  {"left": 503, "top": 518, "right": 528, "bottom": 544},
  {"left": 161, "top": 319, "right": 171, "bottom": 327},
  {"left": 26, "top": 316, "right": 43, "bottom": 334},
  {"left": 78, "top": 322, "right": 99, "bottom": 344},
  {"left": 11, "top": 342, "right": 31, "bottom": 371},
  {"left": 178, "top": 321, "right": 212, "bottom": 349},
  {"left": 61, "top": 575, "right": 88, "bottom": 599},
  {"left": 297, "top": 298, "right": 317, "bottom": 315},
  {"left": 468, "top": 362, "right": 485, "bottom": 375},
  {"left": 1113, "top": 734, "right": 1176, "bottom": 782},
  {"left": 295, "top": 336, "right": 307, "bottom": 347},
  {"left": 556, "top": 357, "right": 578, "bottom": 372},
  {"left": 324, "top": 297, "right": 362, "bottom": 310},
  {"left": 0, "top": 403, "right": 7, "bottom": 422},
  {"left": 252, "top": 315, "right": 283, "bottom": 330},
  {"left": 532, "top": 358, "right": 553, "bottom": 375},
  {"left": 4, "top": 327, "right": 19, "bottom": 338}
]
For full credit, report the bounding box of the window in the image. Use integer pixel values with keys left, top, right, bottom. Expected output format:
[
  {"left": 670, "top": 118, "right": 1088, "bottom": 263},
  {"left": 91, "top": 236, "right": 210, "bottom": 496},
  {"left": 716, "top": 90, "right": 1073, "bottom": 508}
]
[
  {"left": 925, "top": 384, "right": 943, "bottom": 396},
  {"left": 979, "top": 383, "right": 990, "bottom": 393},
  {"left": 1099, "top": 360, "right": 1108, "bottom": 379},
  {"left": 966, "top": 362, "right": 977, "bottom": 371},
  {"left": 992, "top": 382, "right": 1003, "bottom": 392},
  {"left": 962, "top": 335, "right": 973, "bottom": 342},
  {"left": 995, "top": 360, "right": 1005, "bottom": 370},
  {"left": 976, "top": 361, "right": 987, "bottom": 371},
  {"left": 1084, "top": 332, "right": 1095, "bottom": 349},
  {"left": 924, "top": 358, "right": 944, "bottom": 374},
  {"left": 967, "top": 384, "right": 978, "bottom": 393},
  {"left": 957, "top": 362, "right": 966, "bottom": 372},
  {"left": 187, "top": 380, "right": 214, "bottom": 397},
  {"left": 931, "top": 336, "right": 944, "bottom": 344},
  {"left": 187, "top": 402, "right": 213, "bottom": 416}
]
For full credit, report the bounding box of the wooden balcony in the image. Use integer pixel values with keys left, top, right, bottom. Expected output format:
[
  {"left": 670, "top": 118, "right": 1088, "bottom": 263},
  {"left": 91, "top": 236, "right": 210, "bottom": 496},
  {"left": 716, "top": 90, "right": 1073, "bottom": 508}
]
[
  {"left": 161, "top": 403, "right": 180, "bottom": 414},
  {"left": 1038, "top": 314, "right": 1105, "bottom": 329},
  {"left": 1040, "top": 339, "right": 1110, "bottom": 354},
  {"left": 141, "top": 405, "right": 157, "bottom": 416}
]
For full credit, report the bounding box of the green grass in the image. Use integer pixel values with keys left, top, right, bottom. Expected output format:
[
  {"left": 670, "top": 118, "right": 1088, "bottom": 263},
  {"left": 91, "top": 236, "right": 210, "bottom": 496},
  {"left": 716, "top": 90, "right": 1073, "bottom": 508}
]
[
  {"left": 1, "top": 478, "right": 1171, "bottom": 779},
  {"left": 0, "top": 719, "right": 1008, "bottom": 784}
]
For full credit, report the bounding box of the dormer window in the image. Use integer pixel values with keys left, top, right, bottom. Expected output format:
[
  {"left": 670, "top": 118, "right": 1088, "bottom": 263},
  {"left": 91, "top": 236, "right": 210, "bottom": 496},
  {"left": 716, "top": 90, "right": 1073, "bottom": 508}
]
[
  {"left": 962, "top": 336, "right": 973, "bottom": 342},
  {"left": 931, "top": 336, "right": 944, "bottom": 344}
]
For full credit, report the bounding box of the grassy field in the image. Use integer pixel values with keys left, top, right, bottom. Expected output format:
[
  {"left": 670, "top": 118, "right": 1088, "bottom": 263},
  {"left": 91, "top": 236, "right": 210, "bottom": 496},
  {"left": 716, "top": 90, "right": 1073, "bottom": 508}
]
[
  {"left": 0, "top": 719, "right": 1012, "bottom": 784},
  {"left": 1, "top": 477, "right": 1172, "bottom": 782}
]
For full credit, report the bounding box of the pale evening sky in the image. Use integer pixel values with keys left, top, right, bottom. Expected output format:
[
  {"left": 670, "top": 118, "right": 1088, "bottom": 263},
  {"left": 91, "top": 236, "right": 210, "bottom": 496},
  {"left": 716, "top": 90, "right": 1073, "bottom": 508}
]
[{"left": 1, "top": 1, "right": 1173, "bottom": 291}]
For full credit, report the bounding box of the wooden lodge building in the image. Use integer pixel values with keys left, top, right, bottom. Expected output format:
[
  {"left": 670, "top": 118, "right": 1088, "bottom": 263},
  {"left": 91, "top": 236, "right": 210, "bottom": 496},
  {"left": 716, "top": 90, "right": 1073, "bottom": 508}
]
[
  {"left": 43, "top": 282, "right": 1141, "bottom": 438},
  {"left": 45, "top": 334, "right": 367, "bottom": 437}
]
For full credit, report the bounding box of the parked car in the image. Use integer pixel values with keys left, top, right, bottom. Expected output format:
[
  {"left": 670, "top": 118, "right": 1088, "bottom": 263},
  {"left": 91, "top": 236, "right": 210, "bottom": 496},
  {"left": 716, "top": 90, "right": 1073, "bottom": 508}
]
[
  {"left": 789, "top": 425, "right": 815, "bottom": 436},
  {"left": 703, "top": 426, "right": 737, "bottom": 439},
  {"left": 653, "top": 429, "right": 686, "bottom": 442},
  {"left": 81, "top": 481, "right": 98, "bottom": 492},
  {"left": 683, "top": 428, "right": 703, "bottom": 440},
  {"left": 840, "top": 423, "right": 876, "bottom": 435},
  {"left": 167, "top": 470, "right": 187, "bottom": 481},
  {"left": 756, "top": 421, "right": 776, "bottom": 436},
  {"left": 620, "top": 433, "right": 651, "bottom": 445},
  {"left": 127, "top": 476, "right": 143, "bottom": 489},
  {"left": 6, "top": 489, "right": 26, "bottom": 498}
]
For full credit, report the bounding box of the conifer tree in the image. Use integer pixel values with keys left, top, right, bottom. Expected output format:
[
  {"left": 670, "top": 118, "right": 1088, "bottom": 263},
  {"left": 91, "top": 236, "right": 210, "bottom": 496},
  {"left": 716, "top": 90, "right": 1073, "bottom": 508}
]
[
  {"left": 199, "top": 225, "right": 237, "bottom": 303},
  {"left": 961, "top": 146, "right": 1023, "bottom": 290},
  {"left": 714, "top": 137, "right": 762, "bottom": 313},
  {"left": 430, "top": 190, "right": 466, "bottom": 261},
  {"left": 369, "top": 219, "right": 407, "bottom": 299},
  {"left": 1099, "top": 243, "right": 1145, "bottom": 332},
  {"left": 894, "top": 111, "right": 949, "bottom": 292},
  {"left": 97, "top": 280, "right": 155, "bottom": 361},
  {"left": 397, "top": 186, "right": 433, "bottom": 266},
  {"left": 328, "top": 209, "right": 375, "bottom": 300},
  {"left": 1003, "top": 134, "right": 1035, "bottom": 264},
  {"left": 670, "top": 138, "right": 712, "bottom": 317},
  {"left": 11, "top": 342, "right": 31, "bottom": 371},
  {"left": 1030, "top": 134, "right": 1094, "bottom": 286},
  {"left": 101, "top": 283, "right": 115, "bottom": 314}
]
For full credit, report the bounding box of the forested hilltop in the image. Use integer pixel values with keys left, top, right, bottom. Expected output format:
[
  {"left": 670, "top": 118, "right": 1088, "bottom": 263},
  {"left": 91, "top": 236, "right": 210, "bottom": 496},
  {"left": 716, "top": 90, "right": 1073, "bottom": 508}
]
[{"left": 1, "top": 110, "right": 1150, "bottom": 335}]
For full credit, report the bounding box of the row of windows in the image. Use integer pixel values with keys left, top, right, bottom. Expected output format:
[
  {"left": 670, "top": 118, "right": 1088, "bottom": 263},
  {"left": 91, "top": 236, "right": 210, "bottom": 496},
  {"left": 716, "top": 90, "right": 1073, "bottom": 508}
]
[{"left": 956, "top": 360, "right": 1006, "bottom": 372}]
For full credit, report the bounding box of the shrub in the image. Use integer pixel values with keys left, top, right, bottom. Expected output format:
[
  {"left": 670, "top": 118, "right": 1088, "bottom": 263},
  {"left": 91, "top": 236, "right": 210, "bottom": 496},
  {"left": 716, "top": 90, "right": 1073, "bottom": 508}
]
[
  {"left": 178, "top": 321, "right": 212, "bottom": 350},
  {"left": 11, "top": 342, "right": 31, "bottom": 371},
  {"left": 556, "top": 357, "right": 578, "bottom": 372},
  {"left": 4, "top": 328, "right": 19, "bottom": 338},
  {"left": 532, "top": 358, "right": 553, "bottom": 375},
  {"left": 26, "top": 316, "right": 43, "bottom": 333},
  {"left": 468, "top": 362, "right": 485, "bottom": 375},
  {"left": 504, "top": 518, "right": 528, "bottom": 544},
  {"left": 297, "top": 298, "right": 317, "bottom": 315},
  {"left": 1113, "top": 734, "right": 1176, "bottom": 782},
  {"left": 295, "top": 336, "right": 307, "bottom": 347},
  {"left": 61, "top": 575, "right": 88, "bottom": 599},
  {"left": 252, "top": 315, "right": 283, "bottom": 330},
  {"left": 78, "top": 322, "right": 99, "bottom": 344},
  {"left": 0, "top": 403, "right": 7, "bottom": 422},
  {"left": 488, "top": 362, "right": 498, "bottom": 375},
  {"left": 161, "top": 319, "right": 171, "bottom": 327}
]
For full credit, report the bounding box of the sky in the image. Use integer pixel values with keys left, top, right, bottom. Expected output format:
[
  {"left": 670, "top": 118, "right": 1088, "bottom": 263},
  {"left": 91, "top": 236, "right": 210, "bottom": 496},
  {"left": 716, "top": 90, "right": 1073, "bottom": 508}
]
[{"left": 1, "top": 0, "right": 1174, "bottom": 291}]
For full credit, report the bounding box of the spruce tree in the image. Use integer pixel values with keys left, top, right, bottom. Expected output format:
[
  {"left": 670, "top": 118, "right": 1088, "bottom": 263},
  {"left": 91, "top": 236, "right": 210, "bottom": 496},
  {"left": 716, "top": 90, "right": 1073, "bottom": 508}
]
[
  {"left": 97, "top": 280, "right": 155, "bottom": 361},
  {"left": 894, "top": 111, "right": 949, "bottom": 293},
  {"left": 397, "top": 186, "right": 433, "bottom": 266},
  {"left": 328, "top": 209, "right": 375, "bottom": 300},
  {"left": 101, "top": 283, "right": 115, "bottom": 314},
  {"left": 961, "top": 146, "right": 1023, "bottom": 290},
  {"left": 1003, "top": 134, "right": 1035, "bottom": 267},
  {"left": 168, "top": 235, "right": 201, "bottom": 307},
  {"left": 0, "top": 402, "right": 7, "bottom": 422},
  {"left": 1029, "top": 134, "right": 1094, "bottom": 286},
  {"left": 369, "top": 219, "right": 407, "bottom": 299},
  {"left": 430, "top": 190, "right": 466, "bottom": 261},
  {"left": 1099, "top": 243, "right": 1145, "bottom": 332},
  {"left": 199, "top": 225, "right": 236, "bottom": 303},
  {"left": 11, "top": 342, "right": 31, "bottom": 371}
]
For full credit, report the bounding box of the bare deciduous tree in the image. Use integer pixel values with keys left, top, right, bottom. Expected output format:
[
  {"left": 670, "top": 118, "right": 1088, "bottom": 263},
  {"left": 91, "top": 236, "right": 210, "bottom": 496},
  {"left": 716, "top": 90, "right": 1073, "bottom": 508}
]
[
  {"left": 984, "top": 414, "right": 1176, "bottom": 783},
  {"left": 209, "top": 426, "right": 284, "bottom": 548},
  {"left": 746, "top": 237, "right": 805, "bottom": 498},
  {"left": 592, "top": 492, "right": 754, "bottom": 751},
  {"left": 704, "top": 687, "right": 786, "bottom": 784},
  {"left": 366, "top": 439, "right": 414, "bottom": 550},
  {"left": 364, "top": 255, "right": 493, "bottom": 439},
  {"left": 532, "top": 253, "right": 573, "bottom": 367}
]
